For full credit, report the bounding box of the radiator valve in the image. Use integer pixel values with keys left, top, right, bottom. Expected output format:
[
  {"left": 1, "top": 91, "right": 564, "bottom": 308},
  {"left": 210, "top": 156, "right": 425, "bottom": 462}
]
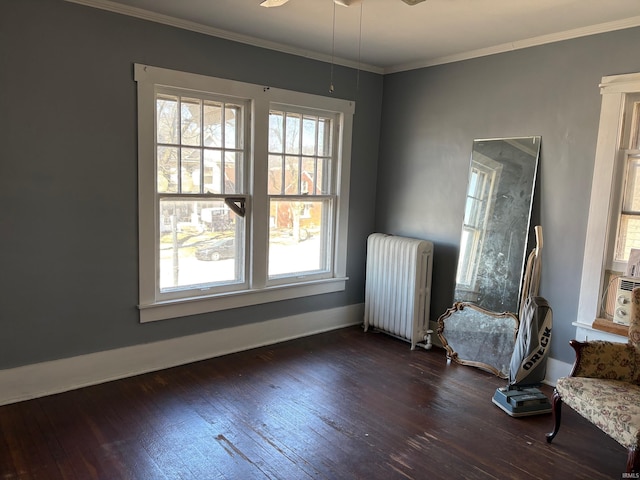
[{"left": 422, "top": 330, "right": 433, "bottom": 350}]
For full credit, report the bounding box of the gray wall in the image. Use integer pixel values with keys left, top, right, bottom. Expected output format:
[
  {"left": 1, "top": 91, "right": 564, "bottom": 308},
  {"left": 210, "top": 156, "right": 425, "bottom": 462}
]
[
  {"left": 3, "top": 0, "right": 639, "bottom": 371},
  {"left": 377, "top": 28, "right": 640, "bottom": 363},
  {"left": 0, "top": 0, "right": 382, "bottom": 368}
]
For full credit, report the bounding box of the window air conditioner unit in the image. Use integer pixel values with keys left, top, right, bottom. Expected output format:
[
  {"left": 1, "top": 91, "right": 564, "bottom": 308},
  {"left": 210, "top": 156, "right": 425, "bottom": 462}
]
[{"left": 614, "top": 276, "right": 640, "bottom": 325}]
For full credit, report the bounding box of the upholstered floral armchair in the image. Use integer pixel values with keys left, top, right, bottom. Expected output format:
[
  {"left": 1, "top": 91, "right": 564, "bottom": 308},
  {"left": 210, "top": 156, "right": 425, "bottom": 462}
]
[{"left": 546, "top": 287, "right": 640, "bottom": 473}]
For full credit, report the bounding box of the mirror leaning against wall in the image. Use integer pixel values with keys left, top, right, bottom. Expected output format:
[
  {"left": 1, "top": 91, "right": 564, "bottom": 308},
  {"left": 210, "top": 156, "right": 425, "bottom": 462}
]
[{"left": 438, "top": 136, "right": 542, "bottom": 378}]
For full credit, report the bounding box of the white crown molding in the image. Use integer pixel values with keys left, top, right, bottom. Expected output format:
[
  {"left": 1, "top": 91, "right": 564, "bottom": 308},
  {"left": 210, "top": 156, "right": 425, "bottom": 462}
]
[
  {"left": 386, "top": 15, "right": 640, "bottom": 74},
  {"left": 64, "top": 0, "right": 640, "bottom": 75},
  {"left": 0, "top": 304, "right": 363, "bottom": 406},
  {"left": 64, "top": 0, "right": 384, "bottom": 74}
]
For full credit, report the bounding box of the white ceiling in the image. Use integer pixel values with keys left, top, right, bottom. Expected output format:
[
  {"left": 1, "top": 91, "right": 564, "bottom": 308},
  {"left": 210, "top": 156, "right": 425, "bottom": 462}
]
[{"left": 69, "top": 0, "right": 640, "bottom": 74}]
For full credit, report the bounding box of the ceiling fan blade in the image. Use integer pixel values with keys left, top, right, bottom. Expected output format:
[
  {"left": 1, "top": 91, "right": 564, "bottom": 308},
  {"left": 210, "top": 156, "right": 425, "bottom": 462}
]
[
  {"left": 334, "top": 0, "right": 362, "bottom": 6},
  {"left": 401, "top": 0, "right": 427, "bottom": 4},
  {"left": 260, "top": 0, "right": 289, "bottom": 7}
]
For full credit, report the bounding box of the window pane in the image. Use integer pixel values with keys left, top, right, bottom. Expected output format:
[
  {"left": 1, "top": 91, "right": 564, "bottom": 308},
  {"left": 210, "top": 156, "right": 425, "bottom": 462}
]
[
  {"left": 285, "top": 156, "right": 299, "bottom": 194},
  {"left": 623, "top": 156, "right": 640, "bottom": 212},
  {"left": 203, "top": 149, "right": 222, "bottom": 194},
  {"left": 157, "top": 94, "right": 178, "bottom": 144},
  {"left": 285, "top": 113, "right": 301, "bottom": 154},
  {"left": 634, "top": 102, "right": 640, "bottom": 150},
  {"left": 224, "top": 151, "right": 240, "bottom": 194},
  {"left": 268, "top": 154, "right": 284, "bottom": 195},
  {"left": 225, "top": 104, "right": 241, "bottom": 149},
  {"left": 302, "top": 158, "right": 316, "bottom": 195},
  {"left": 181, "top": 148, "right": 201, "bottom": 193},
  {"left": 203, "top": 101, "right": 222, "bottom": 147},
  {"left": 318, "top": 118, "right": 331, "bottom": 156},
  {"left": 464, "top": 168, "right": 491, "bottom": 227},
  {"left": 268, "top": 199, "right": 329, "bottom": 277},
  {"left": 269, "top": 112, "right": 284, "bottom": 153},
  {"left": 181, "top": 98, "right": 201, "bottom": 146},
  {"left": 616, "top": 214, "right": 640, "bottom": 262},
  {"left": 616, "top": 155, "right": 640, "bottom": 262},
  {"left": 159, "top": 198, "right": 244, "bottom": 290},
  {"left": 157, "top": 146, "right": 178, "bottom": 193},
  {"left": 318, "top": 158, "right": 328, "bottom": 194},
  {"left": 302, "top": 116, "right": 317, "bottom": 155},
  {"left": 456, "top": 227, "right": 479, "bottom": 286}
]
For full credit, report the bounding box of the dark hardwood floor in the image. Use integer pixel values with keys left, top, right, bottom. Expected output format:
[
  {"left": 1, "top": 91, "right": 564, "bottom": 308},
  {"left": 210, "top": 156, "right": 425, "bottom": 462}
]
[{"left": 0, "top": 326, "right": 627, "bottom": 479}]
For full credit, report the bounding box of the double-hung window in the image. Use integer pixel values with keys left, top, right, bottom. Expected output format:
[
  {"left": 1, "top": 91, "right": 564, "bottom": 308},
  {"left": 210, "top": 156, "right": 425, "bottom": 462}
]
[
  {"left": 267, "top": 107, "right": 335, "bottom": 281},
  {"left": 154, "top": 88, "right": 248, "bottom": 295},
  {"left": 612, "top": 94, "right": 640, "bottom": 269},
  {"left": 577, "top": 73, "right": 640, "bottom": 330},
  {"left": 135, "top": 65, "right": 354, "bottom": 322}
]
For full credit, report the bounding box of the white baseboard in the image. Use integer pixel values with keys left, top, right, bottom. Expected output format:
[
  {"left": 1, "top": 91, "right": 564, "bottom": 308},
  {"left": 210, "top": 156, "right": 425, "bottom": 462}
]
[
  {"left": 543, "top": 357, "right": 573, "bottom": 387},
  {"left": 0, "top": 304, "right": 364, "bottom": 406}
]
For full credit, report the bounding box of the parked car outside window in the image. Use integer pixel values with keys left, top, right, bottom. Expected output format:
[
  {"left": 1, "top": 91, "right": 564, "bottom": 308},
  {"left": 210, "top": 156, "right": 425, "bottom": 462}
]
[{"left": 195, "top": 238, "right": 235, "bottom": 261}]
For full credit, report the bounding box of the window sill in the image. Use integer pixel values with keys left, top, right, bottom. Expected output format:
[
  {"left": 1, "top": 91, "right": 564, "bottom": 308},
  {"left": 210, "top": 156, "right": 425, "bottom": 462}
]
[
  {"left": 573, "top": 319, "right": 628, "bottom": 342},
  {"left": 591, "top": 317, "right": 629, "bottom": 337},
  {"left": 138, "top": 277, "right": 348, "bottom": 323}
]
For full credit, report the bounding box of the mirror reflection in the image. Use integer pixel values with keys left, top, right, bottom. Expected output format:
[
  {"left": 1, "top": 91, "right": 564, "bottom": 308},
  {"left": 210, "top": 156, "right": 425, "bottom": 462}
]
[{"left": 454, "top": 136, "right": 541, "bottom": 313}]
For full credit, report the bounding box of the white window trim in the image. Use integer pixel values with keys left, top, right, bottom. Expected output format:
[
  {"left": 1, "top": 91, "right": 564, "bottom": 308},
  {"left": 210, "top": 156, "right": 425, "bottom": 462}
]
[
  {"left": 576, "top": 72, "right": 640, "bottom": 332},
  {"left": 134, "top": 64, "right": 354, "bottom": 323}
]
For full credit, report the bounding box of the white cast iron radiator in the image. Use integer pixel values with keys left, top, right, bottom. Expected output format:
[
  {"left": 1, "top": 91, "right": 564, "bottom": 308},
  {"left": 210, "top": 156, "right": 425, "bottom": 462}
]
[{"left": 364, "top": 233, "right": 434, "bottom": 350}]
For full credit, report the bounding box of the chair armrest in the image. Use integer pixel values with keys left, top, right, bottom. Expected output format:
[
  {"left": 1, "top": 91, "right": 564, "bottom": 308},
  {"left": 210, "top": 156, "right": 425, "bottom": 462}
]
[{"left": 569, "top": 340, "right": 637, "bottom": 381}]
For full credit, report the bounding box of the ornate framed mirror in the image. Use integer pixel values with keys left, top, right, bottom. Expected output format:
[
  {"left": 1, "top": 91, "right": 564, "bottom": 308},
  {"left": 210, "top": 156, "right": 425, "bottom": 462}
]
[
  {"left": 439, "top": 136, "right": 541, "bottom": 377},
  {"left": 437, "top": 302, "right": 519, "bottom": 378}
]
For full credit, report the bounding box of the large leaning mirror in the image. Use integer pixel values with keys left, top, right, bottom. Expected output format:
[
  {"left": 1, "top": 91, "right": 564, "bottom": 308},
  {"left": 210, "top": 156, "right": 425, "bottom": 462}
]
[
  {"left": 454, "top": 136, "right": 541, "bottom": 312},
  {"left": 439, "top": 136, "right": 541, "bottom": 377}
]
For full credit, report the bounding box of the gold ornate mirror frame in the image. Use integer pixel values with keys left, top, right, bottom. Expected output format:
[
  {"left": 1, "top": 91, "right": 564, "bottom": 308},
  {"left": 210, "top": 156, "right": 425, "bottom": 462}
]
[{"left": 437, "top": 302, "right": 519, "bottom": 379}]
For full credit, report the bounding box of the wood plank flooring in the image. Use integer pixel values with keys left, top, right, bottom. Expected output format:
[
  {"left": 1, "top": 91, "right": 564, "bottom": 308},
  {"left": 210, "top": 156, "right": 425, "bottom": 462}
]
[{"left": 0, "top": 326, "right": 628, "bottom": 479}]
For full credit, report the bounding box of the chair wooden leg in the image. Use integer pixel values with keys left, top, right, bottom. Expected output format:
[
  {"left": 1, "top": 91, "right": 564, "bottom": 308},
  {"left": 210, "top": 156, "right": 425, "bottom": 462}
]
[
  {"left": 546, "top": 388, "right": 562, "bottom": 443},
  {"left": 627, "top": 446, "right": 639, "bottom": 473}
]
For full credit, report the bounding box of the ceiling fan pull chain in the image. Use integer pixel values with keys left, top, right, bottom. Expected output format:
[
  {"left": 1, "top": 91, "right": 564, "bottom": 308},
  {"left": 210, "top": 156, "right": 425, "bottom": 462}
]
[
  {"left": 356, "top": 0, "right": 362, "bottom": 91},
  {"left": 329, "top": 0, "right": 336, "bottom": 94}
]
